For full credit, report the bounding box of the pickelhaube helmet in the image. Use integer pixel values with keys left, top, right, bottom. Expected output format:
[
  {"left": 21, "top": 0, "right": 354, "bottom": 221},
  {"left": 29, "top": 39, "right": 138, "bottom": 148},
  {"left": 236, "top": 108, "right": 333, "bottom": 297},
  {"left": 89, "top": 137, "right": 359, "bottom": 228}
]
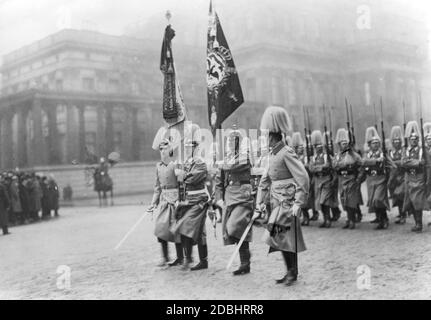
[
  {"left": 405, "top": 121, "right": 421, "bottom": 139},
  {"left": 335, "top": 128, "right": 349, "bottom": 144},
  {"left": 311, "top": 130, "right": 323, "bottom": 146},
  {"left": 291, "top": 132, "right": 304, "bottom": 148},
  {"left": 390, "top": 126, "right": 403, "bottom": 142},
  {"left": 365, "top": 126, "right": 381, "bottom": 144},
  {"left": 260, "top": 106, "right": 291, "bottom": 134}
]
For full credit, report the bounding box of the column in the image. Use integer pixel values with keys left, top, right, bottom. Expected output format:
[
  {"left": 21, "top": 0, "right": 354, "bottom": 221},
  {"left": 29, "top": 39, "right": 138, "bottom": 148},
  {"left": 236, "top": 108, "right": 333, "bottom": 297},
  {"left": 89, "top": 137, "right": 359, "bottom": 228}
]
[
  {"left": 122, "top": 104, "right": 133, "bottom": 161},
  {"left": 46, "top": 102, "right": 60, "bottom": 164},
  {"left": 131, "top": 106, "right": 140, "bottom": 161},
  {"left": 96, "top": 104, "right": 106, "bottom": 156},
  {"left": 31, "top": 98, "right": 45, "bottom": 166},
  {"left": 77, "top": 104, "right": 86, "bottom": 163},
  {"left": 66, "top": 102, "right": 80, "bottom": 163},
  {"left": 17, "top": 105, "right": 29, "bottom": 168},
  {"left": 105, "top": 104, "right": 114, "bottom": 154},
  {"left": 1, "top": 109, "right": 13, "bottom": 169}
]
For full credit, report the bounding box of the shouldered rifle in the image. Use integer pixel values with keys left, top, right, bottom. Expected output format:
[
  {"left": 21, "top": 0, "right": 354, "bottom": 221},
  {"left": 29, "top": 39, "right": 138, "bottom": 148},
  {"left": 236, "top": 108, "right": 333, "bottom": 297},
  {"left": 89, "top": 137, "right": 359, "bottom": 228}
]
[
  {"left": 306, "top": 106, "right": 314, "bottom": 160},
  {"left": 345, "top": 98, "right": 353, "bottom": 148},
  {"left": 380, "top": 97, "right": 388, "bottom": 176},
  {"left": 373, "top": 103, "right": 378, "bottom": 130},
  {"left": 403, "top": 101, "right": 408, "bottom": 149},
  {"left": 419, "top": 92, "right": 428, "bottom": 184},
  {"left": 303, "top": 106, "right": 311, "bottom": 163},
  {"left": 329, "top": 106, "right": 334, "bottom": 156},
  {"left": 349, "top": 104, "right": 356, "bottom": 147},
  {"left": 323, "top": 104, "right": 333, "bottom": 168}
]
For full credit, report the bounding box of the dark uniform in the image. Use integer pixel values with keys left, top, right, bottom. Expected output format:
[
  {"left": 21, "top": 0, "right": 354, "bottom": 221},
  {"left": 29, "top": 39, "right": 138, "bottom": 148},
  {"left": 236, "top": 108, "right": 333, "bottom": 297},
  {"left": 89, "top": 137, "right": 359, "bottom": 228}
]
[
  {"left": 388, "top": 145, "right": 406, "bottom": 224},
  {"left": 333, "top": 128, "right": 364, "bottom": 230},
  {"left": 362, "top": 145, "right": 391, "bottom": 230},
  {"left": 171, "top": 145, "right": 209, "bottom": 271},
  {"left": 215, "top": 137, "right": 254, "bottom": 275},
  {"left": 0, "top": 181, "right": 10, "bottom": 235}
]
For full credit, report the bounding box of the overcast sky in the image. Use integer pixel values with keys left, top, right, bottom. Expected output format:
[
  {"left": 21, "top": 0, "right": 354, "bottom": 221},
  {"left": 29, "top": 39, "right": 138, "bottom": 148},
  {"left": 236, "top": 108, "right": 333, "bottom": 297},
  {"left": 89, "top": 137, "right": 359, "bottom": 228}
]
[{"left": 0, "top": 0, "right": 431, "bottom": 64}]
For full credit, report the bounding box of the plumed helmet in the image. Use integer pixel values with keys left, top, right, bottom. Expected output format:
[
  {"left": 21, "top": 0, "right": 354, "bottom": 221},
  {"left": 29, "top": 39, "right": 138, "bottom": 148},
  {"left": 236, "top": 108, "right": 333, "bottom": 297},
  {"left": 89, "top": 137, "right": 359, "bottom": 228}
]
[
  {"left": 390, "top": 126, "right": 403, "bottom": 142},
  {"left": 291, "top": 132, "right": 304, "bottom": 147},
  {"left": 260, "top": 106, "right": 291, "bottom": 134},
  {"left": 335, "top": 128, "right": 349, "bottom": 144},
  {"left": 365, "top": 126, "right": 381, "bottom": 143},
  {"left": 405, "top": 121, "right": 421, "bottom": 139},
  {"left": 423, "top": 122, "right": 431, "bottom": 139},
  {"left": 311, "top": 130, "right": 323, "bottom": 146}
]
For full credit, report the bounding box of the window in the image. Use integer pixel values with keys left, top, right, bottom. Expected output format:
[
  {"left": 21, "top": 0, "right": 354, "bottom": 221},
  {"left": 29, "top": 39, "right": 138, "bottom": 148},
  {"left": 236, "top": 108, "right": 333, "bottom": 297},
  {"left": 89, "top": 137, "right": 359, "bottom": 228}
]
[
  {"left": 56, "top": 79, "right": 63, "bottom": 91},
  {"left": 82, "top": 77, "right": 95, "bottom": 91},
  {"left": 114, "top": 131, "right": 122, "bottom": 152},
  {"left": 108, "top": 79, "right": 120, "bottom": 93}
]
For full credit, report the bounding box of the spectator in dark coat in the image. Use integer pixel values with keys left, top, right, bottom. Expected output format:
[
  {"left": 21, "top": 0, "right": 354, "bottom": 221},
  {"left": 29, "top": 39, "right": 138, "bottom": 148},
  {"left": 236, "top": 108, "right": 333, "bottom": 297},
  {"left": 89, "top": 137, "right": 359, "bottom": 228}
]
[{"left": 0, "top": 177, "right": 11, "bottom": 235}]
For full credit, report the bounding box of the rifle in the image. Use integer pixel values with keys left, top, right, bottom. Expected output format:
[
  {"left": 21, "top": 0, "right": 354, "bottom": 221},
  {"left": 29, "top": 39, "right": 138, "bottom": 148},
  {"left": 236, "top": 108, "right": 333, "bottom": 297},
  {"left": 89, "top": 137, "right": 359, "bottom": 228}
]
[
  {"left": 419, "top": 92, "right": 428, "bottom": 184},
  {"left": 349, "top": 104, "right": 356, "bottom": 147},
  {"left": 345, "top": 98, "right": 353, "bottom": 148},
  {"left": 380, "top": 97, "right": 388, "bottom": 176},
  {"left": 403, "top": 101, "right": 408, "bottom": 149},
  {"left": 328, "top": 106, "right": 334, "bottom": 156},
  {"left": 323, "top": 104, "right": 333, "bottom": 168},
  {"left": 303, "top": 106, "right": 311, "bottom": 163},
  {"left": 306, "top": 107, "right": 314, "bottom": 159},
  {"left": 373, "top": 103, "right": 378, "bottom": 130}
]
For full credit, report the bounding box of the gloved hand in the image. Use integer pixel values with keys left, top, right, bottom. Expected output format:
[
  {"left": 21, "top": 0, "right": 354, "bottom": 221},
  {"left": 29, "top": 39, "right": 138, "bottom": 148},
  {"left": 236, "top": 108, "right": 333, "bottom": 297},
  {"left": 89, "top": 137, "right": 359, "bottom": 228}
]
[
  {"left": 252, "top": 210, "right": 262, "bottom": 220},
  {"left": 146, "top": 205, "right": 155, "bottom": 213},
  {"left": 291, "top": 204, "right": 301, "bottom": 217}
]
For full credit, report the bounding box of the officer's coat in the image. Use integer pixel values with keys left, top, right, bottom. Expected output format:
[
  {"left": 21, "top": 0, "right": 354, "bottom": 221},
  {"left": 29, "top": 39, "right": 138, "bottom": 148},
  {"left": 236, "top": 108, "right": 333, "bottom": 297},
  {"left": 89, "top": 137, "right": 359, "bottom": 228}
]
[
  {"left": 215, "top": 152, "right": 254, "bottom": 245},
  {"left": 362, "top": 150, "right": 390, "bottom": 212},
  {"left": 150, "top": 161, "right": 179, "bottom": 243},
  {"left": 257, "top": 142, "right": 309, "bottom": 253},
  {"left": 333, "top": 149, "right": 363, "bottom": 210},
  {"left": 171, "top": 157, "right": 209, "bottom": 244},
  {"left": 402, "top": 146, "right": 427, "bottom": 211},
  {"left": 388, "top": 148, "right": 405, "bottom": 208},
  {"left": 308, "top": 153, "right": 337, "bottom": 210}
]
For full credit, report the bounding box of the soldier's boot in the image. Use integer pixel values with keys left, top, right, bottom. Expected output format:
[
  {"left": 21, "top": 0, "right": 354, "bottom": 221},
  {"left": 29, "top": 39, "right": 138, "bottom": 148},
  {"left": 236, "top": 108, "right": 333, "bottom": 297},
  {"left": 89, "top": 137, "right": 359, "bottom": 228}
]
[
  {"left": 330, "top": 207, "right": 341, "bottom": 222},
  {"left": 356, "top": 208, "right": 363, "bottom": 223},
  {"left": 277, "top": 251, "right": 293, "bottom": 285},
  {"left": 411, "top": 211, "right": 423, "bottom": 233},
  {"left": 168, "top": 243, "right": 184, "bottom": 267},
  {"left": 348, "top": 210, "right": 356, "bottom": 230},
  {"left": 181, "top": 237, "right": 193, "bottom": 270},
  {"left": 157, "top": 240, "right": 169, "bottom": 267},
  {"left": 284, "top": 252, "right": 298, "bottom": 287},
  {"left": 2, "top": 226, "right": 10, "bottom": 235},
  {"left": 310, "top": 210, "right": 319, "bottom": 221},
  {"left": 395, "top": 209, "right": 406, "bottom": 224},
  {"left": 191, "top": 243, "right": 208, "bottom": 271},
  {"left": 233, "top": 242, "right": 251, "bottom": 276},
  {"left": 382, "top": 211, "right": 389, "bottom": 229},
  {"left": 375, "top": 211, "right": 384, "bottom": 230},
  {"left": 301, "top": 209, "right": 310, "bottom": 226}
]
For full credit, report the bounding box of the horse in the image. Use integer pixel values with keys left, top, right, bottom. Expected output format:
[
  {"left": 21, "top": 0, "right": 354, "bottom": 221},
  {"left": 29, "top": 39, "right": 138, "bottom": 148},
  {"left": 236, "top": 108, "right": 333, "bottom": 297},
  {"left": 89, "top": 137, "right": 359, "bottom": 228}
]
[{"left": 93, "top": 167, "right": 114, "bottom": 207}]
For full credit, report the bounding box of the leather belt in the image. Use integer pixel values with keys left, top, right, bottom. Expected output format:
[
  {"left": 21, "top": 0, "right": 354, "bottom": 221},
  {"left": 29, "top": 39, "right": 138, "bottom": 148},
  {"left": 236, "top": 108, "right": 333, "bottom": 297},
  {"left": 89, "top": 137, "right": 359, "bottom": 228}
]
[{"left": 186, "top": 188, "right": 207, "bottom": 195}]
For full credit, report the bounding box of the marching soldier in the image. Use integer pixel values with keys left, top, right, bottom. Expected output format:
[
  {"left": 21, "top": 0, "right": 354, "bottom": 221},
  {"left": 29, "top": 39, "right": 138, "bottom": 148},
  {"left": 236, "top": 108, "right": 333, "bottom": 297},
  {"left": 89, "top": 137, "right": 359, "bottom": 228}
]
[
  {"left": 388, "top": 126, "right": 407, "bottom": 224},
  {"left": 214, "top": 127, "right": 254, "bottom": 276},
  {"left": 147, "top": 138, "right": 184, "bottom": 267},
  {"left": 171, "top": 124, "right": 210, "bottom": 271},
  {"left": 362, "top": 127, "right": 391, "bottom": 230},
  {"left": 308, "top": 130, "right": 336, "bottom": 228},
  {"left": 324, "top": 131, "right": 342, "bottom": 222},
  {"left": 256, "top": 106, "right": 309, "bottom": 287},
  {"left": 424, "top": 123, "right": 431, "bottom": 217},
  {"left": 333, "top": 128, "right": 364, "bottom": 230},
  {"left": 401, "top": 121, "right": 427, "bottom": 233},
  {"left": 291, "top": 132, "right": 312, "bottom": 226}
]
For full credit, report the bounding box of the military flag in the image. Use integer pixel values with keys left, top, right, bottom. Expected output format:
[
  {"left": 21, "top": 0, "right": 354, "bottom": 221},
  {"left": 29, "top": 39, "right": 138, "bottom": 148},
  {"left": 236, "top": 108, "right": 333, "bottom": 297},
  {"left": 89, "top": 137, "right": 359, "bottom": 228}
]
[{"left": 207, "top": 0, "right": 244, "bottom": 132}]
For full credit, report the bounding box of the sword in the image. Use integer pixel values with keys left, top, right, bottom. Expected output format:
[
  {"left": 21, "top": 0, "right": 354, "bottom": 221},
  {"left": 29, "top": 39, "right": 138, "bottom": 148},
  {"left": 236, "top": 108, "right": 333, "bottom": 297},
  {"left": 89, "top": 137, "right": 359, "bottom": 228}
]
[{"left": 226, "top": 208, "right": 263, "bottom": 270}]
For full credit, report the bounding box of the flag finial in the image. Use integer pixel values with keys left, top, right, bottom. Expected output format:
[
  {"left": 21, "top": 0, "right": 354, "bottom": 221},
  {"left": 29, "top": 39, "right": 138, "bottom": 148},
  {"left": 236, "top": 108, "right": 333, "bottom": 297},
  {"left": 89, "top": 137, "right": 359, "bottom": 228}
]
[{"left": 165, "top": 10, "right": 172, "bottom": 23}]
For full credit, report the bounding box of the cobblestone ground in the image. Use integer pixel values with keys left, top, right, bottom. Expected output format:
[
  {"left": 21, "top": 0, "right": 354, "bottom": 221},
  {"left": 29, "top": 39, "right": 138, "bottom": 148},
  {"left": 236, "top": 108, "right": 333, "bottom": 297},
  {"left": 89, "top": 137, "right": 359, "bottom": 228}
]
[{"left": 1, "top": 194, "right": 431, "bottom": 300}]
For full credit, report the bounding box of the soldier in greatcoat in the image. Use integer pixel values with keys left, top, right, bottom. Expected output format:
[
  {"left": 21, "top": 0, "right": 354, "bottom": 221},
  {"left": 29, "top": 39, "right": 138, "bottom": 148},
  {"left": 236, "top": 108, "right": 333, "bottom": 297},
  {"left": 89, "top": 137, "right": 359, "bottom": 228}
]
[
  {"left": 147, "top": 138, "right": 183, "bottom": 267},
  {"left": 333, "top": 128, "right": 364, "bottom": 230},
  {"left": 308, "top": 130, "right": 337, "bottom": 228},
  {"left": 388, "top": 126, "right": 407, "bottom": 224},
  {"left": 256, "top": 106, "right": 309, "bottom": 287},
  {"left": 171, "top": 124, "right": 210, "bottom": 271},
  {"left": 214, "top": 127, "right": 254, "bottom": 276},
  {"left": 401, "top": 121, "right": 427, "bottom": 233},
  {"left": 362, "top": 127, "right": 393, "bottom": 230}
]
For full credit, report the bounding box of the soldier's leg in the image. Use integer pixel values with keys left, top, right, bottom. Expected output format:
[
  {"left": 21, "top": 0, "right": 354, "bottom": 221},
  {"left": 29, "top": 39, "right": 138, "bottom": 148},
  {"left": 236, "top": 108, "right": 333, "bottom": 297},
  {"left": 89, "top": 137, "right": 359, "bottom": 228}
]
[
  {"left": 191, "top": 240, "right": 208, "bottom": 271},
  {"left": 169, "top": 243, "right": 184, "bottom": 267},
  {"left": 301, "top": 208, "right": 310, "bottom": 226},
  {"left": 282, "top": 251, "right": 297, "bottom": 286},
  {"left": 319, "top": 205, "right": 331, "bottom": 228},
  {"left": 181, "top": 235, "right": 193, "bottom": 270},
  {"left": 233, "top": 241, "right": 251, "bottom": 276},
  {"left": 310, "top": 210, "right": 319, "bottom": 221},
  {"left": 157, "top": 238, "right": 169, "bottom": 267},
  {"left": 412, "top": 210, "right": 423, "bottom": 233},
  {"left": 330, "top": 206, "right": 341, "bottom": 221},
  {"left": 356, "top": 205, "right": 362, "bottom": 223},
  {"left": 395, "top": 206, "right": 406, "bottom": 224}
]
